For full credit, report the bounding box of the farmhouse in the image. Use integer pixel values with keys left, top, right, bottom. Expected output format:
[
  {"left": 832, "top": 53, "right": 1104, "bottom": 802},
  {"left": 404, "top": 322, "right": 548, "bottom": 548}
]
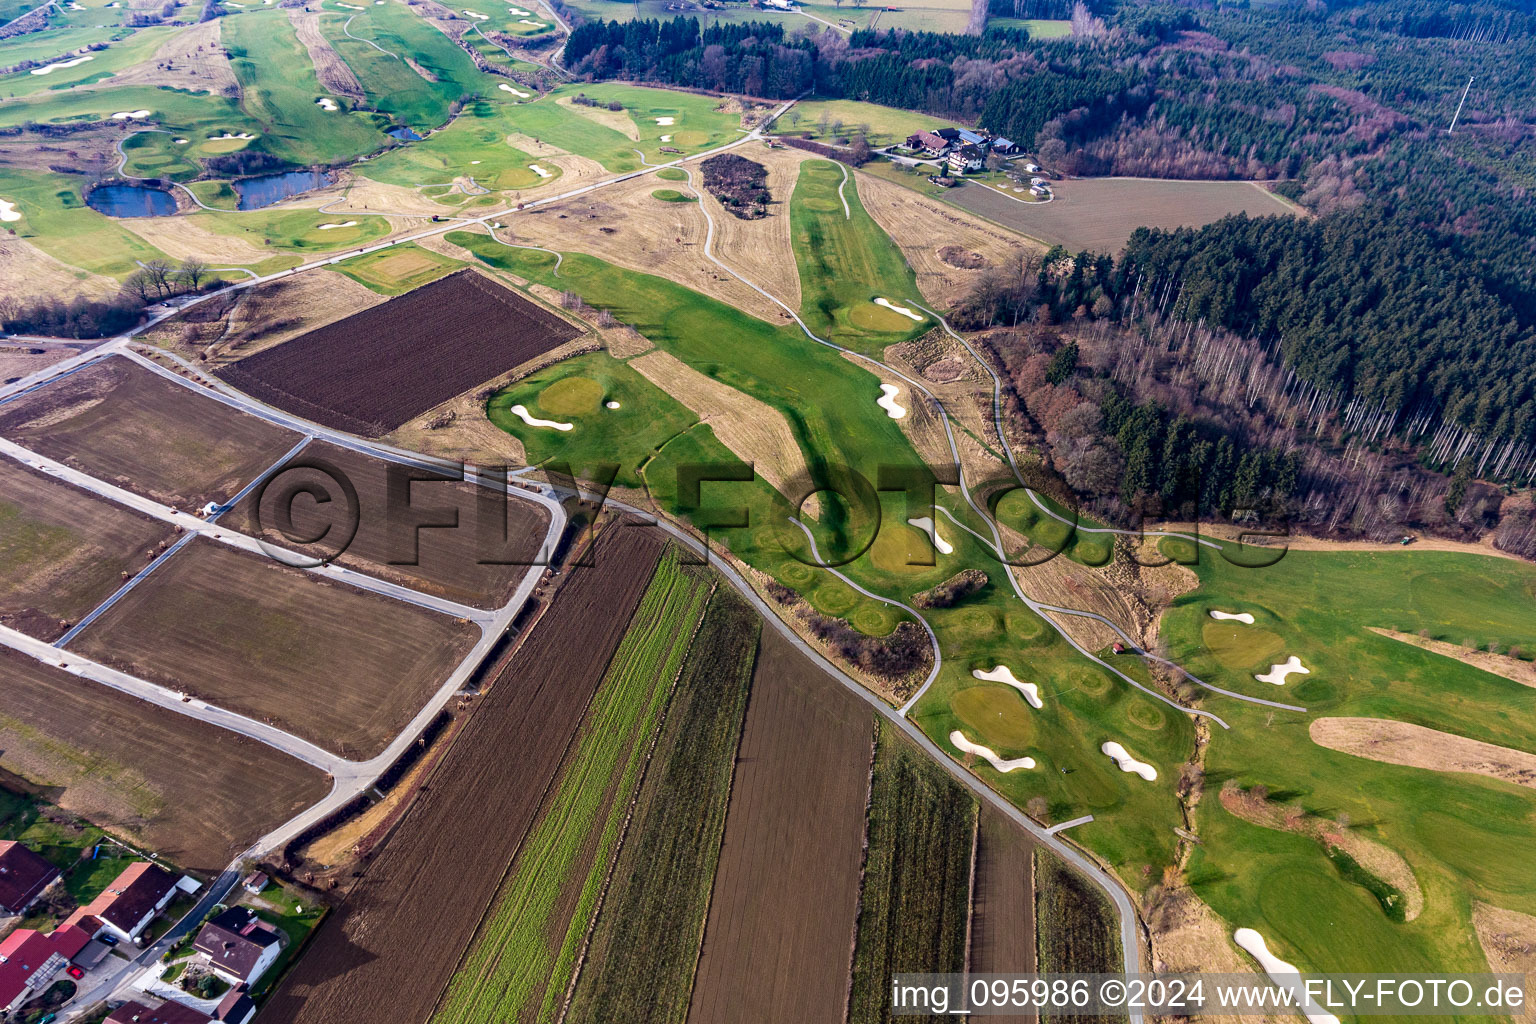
[
  {"left": 61, "top": 862, "right": 182, "bottom": 943},
  {"left": 192, "top": 907, "right": 283, "bottom": 985},
  {"left": 0, "top": 840, "right": 60, "bottom": 914},
  {"left": 947, "top": 144, "right": 984, "bottom": 175},
  {"left": 905, "top": 130, "right": 950, "bottom": 157},
  {"left": 957, "top": 128, "right": 989, "bottom": 147},
  {"left": 107, "top": 1000, "right": 216, "bottom": 1024},
  {"left": 0, "top": 924, "right": 93, "bottom": 1013},
  {"left": 991, "top": 137, "right": 1019, "bottom": 154}
]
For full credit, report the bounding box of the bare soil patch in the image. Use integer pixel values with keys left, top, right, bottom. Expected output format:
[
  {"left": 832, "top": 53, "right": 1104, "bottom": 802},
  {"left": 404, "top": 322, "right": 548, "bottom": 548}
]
[
  {"left": 109, "top": 18, "right": 238, "bottom": 95},
  {"left": 1309, "top": 717, "right": 1536, "bottom": 791},
  {"left": 0, "top": 646, "right": 330, "bottom": 872},
  {"left": 219, "top": 269, "right": 580, "bottom": 436},
  {"left": 71, "top": 539, "right": 478, "bottom": 759},
  {"left": 0, "top": 355, "right": 302, "bottom": 510},
  {"left": 0, "top": 344, "right": 76, "bottom": 385},
  {"left": 0, "top": 457, "right": 176, "bottom": 641},
  {"left": 289, "top": 8, "right": 365, "bottom": 100},
  {"left": 687, "top": 627, "right": 872, "bottom": 1024},
  {"left": 967, "top": 805, "right": 1037, "bottom": 1023},
  {"left": 938, "top": 245, "right": 989, "bottom": 270},
  {"left": 261, "top": 527, "right": 665, "bottom": 1024},
  {"left": 223, "top": 439, "right": 547, "bottom": 609},
  {"left": 1369, "top": 627, "right": 1536, "bottom": 689}
]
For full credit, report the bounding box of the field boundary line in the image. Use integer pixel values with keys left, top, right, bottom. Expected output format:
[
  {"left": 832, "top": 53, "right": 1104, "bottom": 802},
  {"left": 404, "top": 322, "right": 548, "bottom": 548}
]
[{"left": 54, "top": 531, "right": 198, "bottom": 648}]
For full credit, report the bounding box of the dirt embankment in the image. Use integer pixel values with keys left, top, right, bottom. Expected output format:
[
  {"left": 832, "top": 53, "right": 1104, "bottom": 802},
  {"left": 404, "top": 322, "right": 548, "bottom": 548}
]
[
  {"left": 289, "top": 8, "right": 365, "bottom": 100},
  {"left": 1309, "top": 717, "right": 1536, "bottom": 791}
]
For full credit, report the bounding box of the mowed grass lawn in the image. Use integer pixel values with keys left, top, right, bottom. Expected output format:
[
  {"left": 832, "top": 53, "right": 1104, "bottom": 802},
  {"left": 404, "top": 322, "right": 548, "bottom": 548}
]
[
  {"left": 791, "top": 160, "right": 931, "bottom": 354},
  {"left": 0, "top": 168, "right": 167, "bottom": 280},
  {"left": 508, "top": 83, "right": 744, "bottom": 173},
  {"left": 362, "top": 99, "right": 546, "bottom": 191},
  {"left": 1160, "top": 545, "right": 1536, "bottom": 978},
  {"left": 331, "top": 243, "right": 461, "bottom": 293},
  {"left": 432, "top": 549, "right": 713, "bottom": 1024},
  {"left": 195, "top": 208, "right": 391, "bottom": 252},
  {"left": 775, "top": 99, "right": 965, "bottom": 148}
]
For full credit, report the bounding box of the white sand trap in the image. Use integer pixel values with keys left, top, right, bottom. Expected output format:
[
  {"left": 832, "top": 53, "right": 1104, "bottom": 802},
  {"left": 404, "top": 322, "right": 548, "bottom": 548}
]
[
  {"left": 335, "top": 2, "right": 364, "bottom": 9},
  {"left": 1210, "top": 609, "right": 1255, "bottom": 624},
  {"left": 1255, "top": 656, "right": 1309, "bottom": 686},
  {"left": 1233, "top": 929, "right": 1339, "bottom": 1024},
  {"left": 907, "top": 516, "right": 954, "bottom": 556},
  {"left": 1102, "top": 741, "right": 1157, "bottom": 781},
  {"left": 316, "top": 97, "right": 338, "bottom": 111},
  {"left": 111, "top": 109, "right": 152, "bottom": 120},
  {"left": 470, "top": 160, "right": 481, "bottom": 164},
  {"left": 605, "top": 400, "right": 620, "bottom": 409},
  {"left": 654, "top": 116, "right": 675, "bottom": 126},
  {"left": 32, "top": 55, "right": 94, "bottom": 75},
  {"left": 510, "top": 405, "right": 571, "bottom": 431},
  {"left": 462, "top": 7, "right": 487, "bottom": 16},
  {"left": 874, "top": 297, "right": 924, "bottom": 322},
  {"left": 498, "top": 83, "right": 530, "bottom": 97},
  {"left": 528, "top": 163, "right": 552, "bottom": 178},
  {"left": 210, "top": 132, "right": 257, "bottom": 140},
  {"left": 317, "top": 220, "right": 358, "bottom": 229},
  {"left": 951, "top": 731, "right": 1034, "bottom": 773},
  {"left": 0, "top": 199, "right": 20, "bottom": 223},
  {"left": 659, "top": 133, "right": 672, "bottom": 142},
  {"left": 174, "top": 138, "right": 188, "bottom": 144},
  {"left": 971, "top": 666, "right": 1043, "bottom": 709},
  {"left": 876, "top": 383, "right": 905, "bottom": 419},
  {"left": 516, "top": 17, "right": 541, "bottom": 23}
]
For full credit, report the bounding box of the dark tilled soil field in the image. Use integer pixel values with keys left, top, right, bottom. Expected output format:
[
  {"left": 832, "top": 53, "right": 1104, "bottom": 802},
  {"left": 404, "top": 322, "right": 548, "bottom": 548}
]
[
  {"left": 218, "top": 269, "right": 582, "bottom": 436},
  {"left": 261, "top": 527, "right": 666, "bottom": 1024},
  {"left": 69, "top": 539, "right": 478, "bottom": 759},
  {"left": 0, "top": 647, "right": 330, "bottom": 872},
  {"left": 223, "top": 440, "right": 548, "bottom": 610},
  {"left": 969, "top": 805, "right": 1038, "bottom": 1024},
  {"left": 687, "top": 628, "right": 873, "bottom": 1024},
  {"left": 0, "top": 355, "right": 302, "bottom": 510},
  {"left": 0, "top": 457, "right": 177, "bottom": 640}
]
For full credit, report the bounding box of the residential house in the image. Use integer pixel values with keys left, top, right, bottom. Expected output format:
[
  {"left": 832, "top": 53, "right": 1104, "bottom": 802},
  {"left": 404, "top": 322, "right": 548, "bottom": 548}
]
[
  {"left": 0, "top": 924, "right": 92, "bottom": 1012},
  {"left": 933, "top": 127, "right": 960, "bottom": 143},
  {"left": 904, "top": 130, "right": 950, "bottom": 157},
  {"left": 0, "top": 841, "right": 61, "bottom": 915},
  {"left": 215, "top": 986, "right": 258, "bottom": 1024},
  {"left": 990, "top": 137, "right": 1018, "bottom": 154},
  {"left": 106, "top": 1000, "right": 215, "bottom": 1024},
  {"left": 61, "top": 862, "right": 179, "bottom": 944},
  {"left": 956, "top": 128, "right": 989, "bottom": 147},
  {"left": 946, "top": 144, "right": 984, "bottom": 175},
  {"left": 192, "top": 907, "right": 283, "bottom": 987}
]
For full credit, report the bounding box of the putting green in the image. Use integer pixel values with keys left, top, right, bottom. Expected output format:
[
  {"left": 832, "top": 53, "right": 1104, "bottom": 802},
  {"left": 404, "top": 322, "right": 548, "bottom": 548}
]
[
  {"left": 655, "top": 167, "right": 687, "bottom": 181},
  {"left": 537, "top": 376, "right": 604, "bottom": 417},
  {"left": 1201, "top": 620, "right": 1286, "bottom": 670},
  {"left": 953, "top": 685, "right": 1036, "bottom": 749},
  {"left": 651, "top": 188, "right": 695, "bottom": 203},
  {"left": 868, "top": 521, "right": 932, "bottom": 573},
  {"left": 848, "top": 300, "right": 917, "bottom": 332}
]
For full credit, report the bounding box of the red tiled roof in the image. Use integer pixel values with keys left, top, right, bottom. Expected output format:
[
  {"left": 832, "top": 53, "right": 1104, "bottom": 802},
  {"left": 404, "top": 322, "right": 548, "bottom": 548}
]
[
  {"left": 106, "top": 1000, "right": 215, "bottom": 1024},
  {"left": 0, "top": 927, "right": 76, "bottom": 1009},
  {"left": 0, "top": 840, "right": 60, "bottom": 913}
]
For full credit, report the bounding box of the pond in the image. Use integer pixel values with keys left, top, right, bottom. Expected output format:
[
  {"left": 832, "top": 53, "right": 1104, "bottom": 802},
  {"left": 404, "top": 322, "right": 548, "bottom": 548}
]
[
  {"left": 233, "top": 169, "right": 331, "bottom": 210},
  {"left": 85, "top": 183, "right": 177, "bottom": 217},
  {"left": 388, "top": 126, "right": 423, "bottom": 142}
]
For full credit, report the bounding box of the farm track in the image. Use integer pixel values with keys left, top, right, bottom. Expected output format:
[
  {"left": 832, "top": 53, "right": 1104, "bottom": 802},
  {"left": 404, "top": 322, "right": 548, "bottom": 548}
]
[{"left": 261, "top": 527, "right": 667, "bottom": 1024}]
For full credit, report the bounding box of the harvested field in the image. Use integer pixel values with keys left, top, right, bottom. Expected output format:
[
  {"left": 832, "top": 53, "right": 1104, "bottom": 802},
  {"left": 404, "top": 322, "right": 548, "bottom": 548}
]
[
  {"left": 0, "top": 646, "right": 330, "bottom": 872},
  {"left": 968, "top": 804, "right": 1037, "bottom": 1023},
  {"left": 687, "top": 627, "right": 872, "bottom": 1024},
  {"left": 947, "top": 176, "right": 1299, "bottom": 253},
  {"left": 557, "top": 95, "right": 640, "bottom": 139},
  {"left": 848, "top": 721, "right": 977, "bottom": 1024},
  {"left": 224, "top": 440, "right": 547, "bottom": 609},
  {"left": 0, "top": 355, "right": 301, "bottom": 510},
  {"left": 70, "top": 539, "right": 478, "bottom": 759},
  {"left": 1035, "top": 849, "right": 1124, "bottom": 1024},
  {"left": 1473, "top": 903, "right": 1536, "bottom": 1021},
  {"left": 114, "top": 211, "right": 280, "bottom": 268},
  {"left": 0, "top": 238, "right": 118, "bottom": 307},
  {"left": 0, "top": 457, "right": 176, "bottom": 641},
  {"left": 856, "top": 170, "right": 1033, "bottom": 307},
  {"left": 142, "top": 270, "right": 386, "bottom": 364},
  {"left": 629, "top": 349, "right": 809, "bottom": 495},
  {"left": 1309, "top": 718, "right": 1536, "bottom": 791},
  {"left": 567, "top": 591, "right": 760, "bottom": 1024},
  {"left": 108, "top": 18, "right": 239, "bottom": 95},
  {"left": 219, "top": 269, "right": 580, "bottom": 436},
  {"left": 262, "top": 527, "right": 665, "bottom": 1024},
  {"left": 289, "top": 8, "right": 365, "bottom": 100},
  {"left": 693, "top": 145, "right": 802, "bottom": 310}
]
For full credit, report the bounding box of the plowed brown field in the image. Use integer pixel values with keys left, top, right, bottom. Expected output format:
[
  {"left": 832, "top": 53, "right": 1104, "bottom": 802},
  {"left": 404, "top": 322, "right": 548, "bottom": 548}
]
[
  {"left": 261, "top": 527, "right": 665, "bottom": 1024},
  {"left": 969, "top": 804, "right": 1038, "bottom": 1023},
  {"left": 687, "top": 628, "right": 873, "bottom": 1024}
]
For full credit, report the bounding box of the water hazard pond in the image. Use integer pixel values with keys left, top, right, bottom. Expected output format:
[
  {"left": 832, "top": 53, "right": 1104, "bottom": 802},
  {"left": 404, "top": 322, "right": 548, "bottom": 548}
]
[
  {"left": 85, "top": 184, "right": 177, "bottom": 217},
  {"left": 233, "top": 169, "right": 330, "bottom": 210}
]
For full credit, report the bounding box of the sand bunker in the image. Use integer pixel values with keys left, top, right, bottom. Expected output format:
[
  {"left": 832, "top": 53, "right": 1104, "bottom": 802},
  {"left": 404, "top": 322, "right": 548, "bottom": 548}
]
[
  {"left": 1210, "top": 610, "right": 1255, "bottom": 624},
  {"left": 1255, "top": 655, "right": 1309, "bottom": 685},
  {"left": 605, "top": 400, "right": 620, "bottom": 409},
  {"left": 972, "top": 665, "right": 1043, "bottom": 709},
  {"left": 210, "top": 132, "right": 257, "bottom": 140},
  {"left": 0, "top": 199, "right": 20, "bottom": 223},
  {"left": 876, "top": 383, "right": 906, "bottom": 419},
  {"left": 951, "top": 731, "right": 1034, "bottom": 773},
  {"left": 317, "top": 220, "right": 358, "bottom": 229},
  {"left": 174, "top": 138, "right": 188, "bottom": 144},
  {"left": 32, "top": 55, "right": 95, "bottom": 75},
  {"left": 335, "top": 2, "right": 364, "bottom": 8},
  {"left": 1233, "top": 929, "right": 1339, "bottom": 1024},
  {"left": 111, "top": 109, "right": 152, "bottom": 120},
  {"left": 659, "top": 133, "right": 672, "bottom": 142},
  {"left": 462, "top": 7, "right": 488, "bottom": 16},
  {"left": 498, "top": 83, "right": 530, "bottom": 97},
  {"left": 529, "top": 163, "right": 552, "bottom": 178},
  {"left": 517, "top": 17, "right": 541, "bottom": 23},
  {"left": 908, "top": 516, "right": 954, "bottom": 556},
  {"left": 874, "top": 297, "right": 924, "bottom": 322},
  {"left": 1102, "top": 741, "right": 1157, "bottom": 781},
  {"left": 316, "top": 97, "right": 339, "bottom": 111},
  {"left": 655, "top": 116, "right": 675, "bottom": 126},
  {"left": 510, "top": 405, "right": 572, "bottom": 431}
]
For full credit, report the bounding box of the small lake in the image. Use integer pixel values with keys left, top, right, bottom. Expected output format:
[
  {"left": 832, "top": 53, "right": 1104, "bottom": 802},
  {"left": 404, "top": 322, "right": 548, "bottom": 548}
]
[
  {"left": 388, "top": 127, "right": 423, "bottom": 142},
  {"left": 234, "top": 169, "right": 331, "bottom": 210},
  {"left": 86, "top": 184, "right": 177, "bottom": 218}
]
